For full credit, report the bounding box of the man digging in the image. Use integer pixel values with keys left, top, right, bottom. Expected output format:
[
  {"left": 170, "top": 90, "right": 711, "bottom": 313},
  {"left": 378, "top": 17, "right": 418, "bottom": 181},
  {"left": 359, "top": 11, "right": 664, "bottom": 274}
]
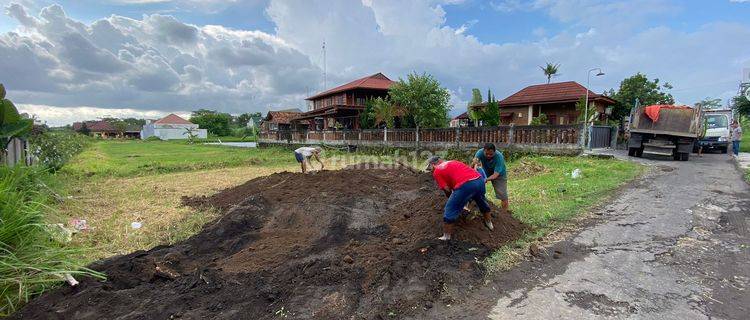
[
  {"left": 472, "top": 143, "right": 509, "bottom": 211},
  {"left": 426, "top": 156, "right": 494, "bottom": 241},
  {"left": 294, "top": 146, "right": 324, "bottom": 173}
]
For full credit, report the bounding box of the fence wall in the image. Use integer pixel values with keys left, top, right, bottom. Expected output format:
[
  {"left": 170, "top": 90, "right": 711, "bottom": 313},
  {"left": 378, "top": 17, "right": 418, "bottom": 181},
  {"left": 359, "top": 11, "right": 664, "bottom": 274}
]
[
  {"left": 260, "top": 125, "right": 589, "bottom": 151},
  {"left": 2, "top": 138, "right": 31, "bottom": 167}
]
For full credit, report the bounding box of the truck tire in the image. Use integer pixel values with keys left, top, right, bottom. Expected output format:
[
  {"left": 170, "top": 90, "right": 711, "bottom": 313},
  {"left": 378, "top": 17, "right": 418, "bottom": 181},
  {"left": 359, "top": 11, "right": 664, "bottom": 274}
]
[
  {"left": 628, "top": 147, "right": 637, "bottom": 157},
  {"left": 635, "top": 148, "right": 644, "bottom": 158},
  {"left": 721, "top": 147, "right": 728, "bottom": 154},
  {"left": 680, "top": 152, "right": 689, "bottom": 161}
]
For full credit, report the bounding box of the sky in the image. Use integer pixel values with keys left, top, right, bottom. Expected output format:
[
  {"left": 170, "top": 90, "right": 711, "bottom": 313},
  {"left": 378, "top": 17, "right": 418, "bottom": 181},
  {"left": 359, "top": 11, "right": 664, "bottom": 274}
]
[{"left": 1, "top": 0, "right": 749, "bottom": 126}]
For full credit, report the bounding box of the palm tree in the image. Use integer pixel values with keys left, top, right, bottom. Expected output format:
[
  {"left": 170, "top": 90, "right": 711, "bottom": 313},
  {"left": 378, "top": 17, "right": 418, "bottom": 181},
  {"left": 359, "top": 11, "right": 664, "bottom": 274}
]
[
  {"left": 372, "top": 97, "right": 405, "bottom": 128},
  {"left": 540, "top": 62, "right": 560, "bottom": 84}
]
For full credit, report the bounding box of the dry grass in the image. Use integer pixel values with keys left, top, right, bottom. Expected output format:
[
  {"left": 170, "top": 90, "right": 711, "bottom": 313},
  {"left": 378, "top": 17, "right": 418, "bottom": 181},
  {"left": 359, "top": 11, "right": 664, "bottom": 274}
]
[{"left": 61, "top": 164, "right": 300, "bottom": 262}]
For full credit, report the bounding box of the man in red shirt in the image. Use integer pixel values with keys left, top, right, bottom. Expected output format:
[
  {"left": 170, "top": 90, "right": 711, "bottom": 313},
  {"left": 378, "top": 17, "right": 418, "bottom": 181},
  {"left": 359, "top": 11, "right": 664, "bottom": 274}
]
[{"left": 426, "top": 156, "right": 493, "bottom": 241}]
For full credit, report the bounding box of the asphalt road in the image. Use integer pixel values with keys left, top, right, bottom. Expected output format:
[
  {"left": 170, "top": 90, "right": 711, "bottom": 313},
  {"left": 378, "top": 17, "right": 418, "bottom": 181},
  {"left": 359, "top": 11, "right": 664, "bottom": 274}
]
[{"left": 422, "top": 151, "right": 750, "bottom": 320}]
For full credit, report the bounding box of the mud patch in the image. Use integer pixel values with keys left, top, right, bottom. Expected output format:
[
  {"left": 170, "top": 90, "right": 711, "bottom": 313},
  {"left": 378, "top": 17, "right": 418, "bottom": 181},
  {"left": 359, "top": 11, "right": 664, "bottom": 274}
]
[
  {"left": 15, "top": 168, "right": 526, "bottom": 320},
  {"left": 564, "top": 291, "right": 637, "bottom": 316}
]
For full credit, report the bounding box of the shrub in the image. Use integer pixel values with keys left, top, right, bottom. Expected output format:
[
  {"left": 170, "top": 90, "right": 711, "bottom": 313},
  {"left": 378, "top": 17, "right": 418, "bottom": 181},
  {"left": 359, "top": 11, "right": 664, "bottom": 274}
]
[
  {"left": 0, "top": 166, "right": 103, "bottom": 316},
  {"left": 29, "top": 131, "right": 90, "bottom": 170},
  {"left": 144, "top": 136, "right": 162, "bottom": 142}
]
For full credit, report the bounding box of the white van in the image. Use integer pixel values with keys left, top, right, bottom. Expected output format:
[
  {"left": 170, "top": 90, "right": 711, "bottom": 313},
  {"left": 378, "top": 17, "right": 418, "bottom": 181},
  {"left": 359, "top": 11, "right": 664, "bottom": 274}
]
[{"left": 696, "top": 110, "right": 732, "bottom": 153}]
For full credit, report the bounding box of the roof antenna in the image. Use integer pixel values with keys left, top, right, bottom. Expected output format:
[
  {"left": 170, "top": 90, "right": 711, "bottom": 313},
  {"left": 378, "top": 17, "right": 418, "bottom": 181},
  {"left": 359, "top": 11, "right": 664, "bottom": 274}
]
[{"left": 322, "top": 40, "right": 327, "bottom": 90}]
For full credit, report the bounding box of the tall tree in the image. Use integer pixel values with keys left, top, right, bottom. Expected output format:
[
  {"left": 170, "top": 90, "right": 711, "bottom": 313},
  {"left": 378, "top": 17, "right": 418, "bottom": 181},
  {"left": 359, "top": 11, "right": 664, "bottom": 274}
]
[
  {"left": 482, "top": 89, "right": 500, "bottom": 126},
  {"left": 189, "top": 109, "right": 232, "bottom": 136},
  {"left": 360, "top": 99, "right": 377, "bottom": 129},
  {"left": 235, "top": 112, "right": 262, "bottom": 127},
  {"left": 389, "top": 72, "right": 451, "bottom": 129},
  {"left": 372, "top": 97, "right": 404, "bottom": 128},
  {"left": 605, "top": 73, "right": 674, "bottom": 122},
  {"left": 468, "top": 88, "right": 483, "bottom": 126},
  {"left": 733, "top": 95, "right": 750, "bottom": 121},
  {"left": 697, "top": 97, "right": 722, "bottom": 110},
  {"left": 540, "top": 62, "right": 560, "bottom": 84}
]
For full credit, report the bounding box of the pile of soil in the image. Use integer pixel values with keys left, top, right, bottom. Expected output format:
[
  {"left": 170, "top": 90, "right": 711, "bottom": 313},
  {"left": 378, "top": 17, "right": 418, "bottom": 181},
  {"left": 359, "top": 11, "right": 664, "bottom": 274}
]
[{"left": 15, "top": 168, "right": 526, "bottom": 320}]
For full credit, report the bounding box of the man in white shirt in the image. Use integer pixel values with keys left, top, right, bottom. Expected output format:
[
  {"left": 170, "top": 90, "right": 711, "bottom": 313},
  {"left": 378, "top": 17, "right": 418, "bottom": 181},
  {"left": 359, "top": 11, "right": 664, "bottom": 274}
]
[{"left": 294, "top": 146, "right": 324, "bottom": 173}]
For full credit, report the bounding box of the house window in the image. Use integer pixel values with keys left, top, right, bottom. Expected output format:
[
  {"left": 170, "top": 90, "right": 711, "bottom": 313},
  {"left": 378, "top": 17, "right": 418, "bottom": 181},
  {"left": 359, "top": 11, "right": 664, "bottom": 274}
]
[{"left": 355, "top": 97, "right": 365, "bottom": 106}]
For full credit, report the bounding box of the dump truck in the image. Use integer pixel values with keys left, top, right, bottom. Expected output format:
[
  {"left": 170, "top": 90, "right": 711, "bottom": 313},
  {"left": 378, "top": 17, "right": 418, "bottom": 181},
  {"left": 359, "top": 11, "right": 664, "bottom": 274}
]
[
  {"left": 627, "top": 104, "right": 703, "bottom": 161},
  {"left": 694, "top": 109, "right": 733, "bottom": 153}
]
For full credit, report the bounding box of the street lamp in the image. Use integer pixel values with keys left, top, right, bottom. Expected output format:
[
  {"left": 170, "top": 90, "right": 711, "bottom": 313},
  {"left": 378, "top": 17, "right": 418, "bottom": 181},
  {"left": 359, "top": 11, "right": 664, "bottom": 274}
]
[{"left": 584, "top": 68, "right": 604, "bottom": 148}]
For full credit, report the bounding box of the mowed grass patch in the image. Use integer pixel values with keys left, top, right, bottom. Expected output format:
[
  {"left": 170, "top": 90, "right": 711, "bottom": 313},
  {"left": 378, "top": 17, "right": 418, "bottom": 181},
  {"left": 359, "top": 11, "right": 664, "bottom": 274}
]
[
  {"left": 484, "top": 156, "right": 643, "bottom": 272},
  {"left": 61, "top": 164, "right": 300, "bottom": 262},
  {"left": 61, "top": 140, "right": 296, "bottom": 178}
]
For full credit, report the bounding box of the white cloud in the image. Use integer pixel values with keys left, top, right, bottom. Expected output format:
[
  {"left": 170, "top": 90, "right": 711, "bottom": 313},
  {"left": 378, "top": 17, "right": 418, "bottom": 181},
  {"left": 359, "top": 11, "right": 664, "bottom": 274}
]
[
  {"left": 17, "top": 104, "right": 191, "bottom": 127},
  {"left": 3, "top": 0, "right": 750, "bottom": 126},
  {"left": 2, "top": 2, "right": 319, "bottom": 125}
]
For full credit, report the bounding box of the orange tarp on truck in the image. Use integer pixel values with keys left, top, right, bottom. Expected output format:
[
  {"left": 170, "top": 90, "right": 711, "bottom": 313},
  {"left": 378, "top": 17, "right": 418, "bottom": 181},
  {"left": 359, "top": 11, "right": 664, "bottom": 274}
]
[{"left": 643, "top": 105, "right": 692, "bottom": 123}]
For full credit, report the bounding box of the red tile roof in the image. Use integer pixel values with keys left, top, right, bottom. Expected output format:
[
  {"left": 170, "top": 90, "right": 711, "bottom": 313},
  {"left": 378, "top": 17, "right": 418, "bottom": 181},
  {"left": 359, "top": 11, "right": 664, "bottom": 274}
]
[
  {"left": 264, "top": 111, "right": 301, "bottom": 124},
  {"left": 499, "top": 81, "right": 615, "bottom": 107},
  {"left": 306, "top": 73, "right": 394, "bottom": 100},
  {"left": 154, "top": 114, "right": 193, "bottom": 125},
  {"left": 453, "top": 111, "right": 470, "bottom": 120}
]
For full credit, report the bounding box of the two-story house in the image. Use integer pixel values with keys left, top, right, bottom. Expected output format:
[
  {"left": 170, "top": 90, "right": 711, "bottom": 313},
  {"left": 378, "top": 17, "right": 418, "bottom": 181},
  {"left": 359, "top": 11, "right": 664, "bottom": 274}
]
[{"left": 293, "top": 73, "right": 394, "bottom": 130}]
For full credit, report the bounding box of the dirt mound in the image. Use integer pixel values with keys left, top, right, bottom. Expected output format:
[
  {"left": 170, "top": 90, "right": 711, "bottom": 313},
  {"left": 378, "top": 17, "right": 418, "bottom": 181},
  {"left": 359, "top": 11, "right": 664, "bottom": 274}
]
[{"left": 15, "top": 168, "right": 526, "bottom": 320}]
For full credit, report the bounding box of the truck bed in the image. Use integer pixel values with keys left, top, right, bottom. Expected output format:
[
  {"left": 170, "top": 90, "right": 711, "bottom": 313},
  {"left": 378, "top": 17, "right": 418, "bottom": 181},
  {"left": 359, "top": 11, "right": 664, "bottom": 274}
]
[{"left": 630, "top": 106, "right": 700, "bottom": 138}]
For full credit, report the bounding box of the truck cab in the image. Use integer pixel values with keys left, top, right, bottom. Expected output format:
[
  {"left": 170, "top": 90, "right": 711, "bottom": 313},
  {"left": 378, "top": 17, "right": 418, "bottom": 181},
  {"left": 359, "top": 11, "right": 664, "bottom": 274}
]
[{"left": 696, "top": 110, "right": 732, "bottom": 153}]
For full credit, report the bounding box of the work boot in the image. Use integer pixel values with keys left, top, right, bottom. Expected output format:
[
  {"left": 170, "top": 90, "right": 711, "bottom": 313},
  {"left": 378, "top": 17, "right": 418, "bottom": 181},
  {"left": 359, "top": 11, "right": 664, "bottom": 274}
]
[{"left": 483, "top": 219, "right": 494, "bottom": 231}]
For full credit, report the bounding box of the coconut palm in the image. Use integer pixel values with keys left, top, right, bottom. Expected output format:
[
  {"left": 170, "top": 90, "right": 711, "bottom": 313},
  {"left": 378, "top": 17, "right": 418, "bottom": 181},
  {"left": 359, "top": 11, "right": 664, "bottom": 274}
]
[
  {"left": 372, "top": 97, "right": 405, "bottom": 128},
  {"left": 540, "top": 62, "right": 560, "bottom": 84}
]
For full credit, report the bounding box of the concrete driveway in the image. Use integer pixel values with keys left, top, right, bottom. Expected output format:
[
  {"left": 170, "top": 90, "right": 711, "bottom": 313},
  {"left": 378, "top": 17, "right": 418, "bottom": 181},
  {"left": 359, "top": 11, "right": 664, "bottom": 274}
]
[{"left": 424, "top": 151, "right": 749, "bottom": 319}]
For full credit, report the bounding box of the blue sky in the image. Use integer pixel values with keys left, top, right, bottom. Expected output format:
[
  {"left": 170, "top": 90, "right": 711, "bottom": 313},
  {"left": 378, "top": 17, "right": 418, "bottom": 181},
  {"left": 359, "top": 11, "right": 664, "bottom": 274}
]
[{"left": 1, "top": 0, "right": 749, "bottom": 126}]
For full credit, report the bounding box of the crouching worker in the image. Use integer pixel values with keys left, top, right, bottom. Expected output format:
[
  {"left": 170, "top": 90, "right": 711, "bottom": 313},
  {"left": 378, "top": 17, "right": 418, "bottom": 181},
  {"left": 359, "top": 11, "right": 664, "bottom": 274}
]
[
  {"left": 426, "top": 156, "right": 493, "bottom": 241},
  {"left": 294, "top": 146, "right": 324, "bottom": 173}
]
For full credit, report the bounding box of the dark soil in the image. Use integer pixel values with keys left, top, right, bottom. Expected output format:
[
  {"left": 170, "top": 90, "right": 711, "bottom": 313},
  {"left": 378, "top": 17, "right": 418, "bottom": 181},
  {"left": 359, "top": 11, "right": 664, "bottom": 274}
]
[{"left": 15, "top": 168, "right": 526, "bottom": 320}]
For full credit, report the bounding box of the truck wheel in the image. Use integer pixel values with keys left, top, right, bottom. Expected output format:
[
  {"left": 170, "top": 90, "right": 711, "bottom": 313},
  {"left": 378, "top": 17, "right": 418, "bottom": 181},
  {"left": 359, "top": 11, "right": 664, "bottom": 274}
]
[
  {"left": 635, "top": 148, "right": 644, "bottom": 158},
  {"left": 673, "top": 150, "right": 681, "bottom": 161},
  {"left": 721, "top": 147, "right": 728, "bottom": 154},
  {"left": 680, "top": 152, "right": 690, "bottom": 161},
  {"left": 628, "top": 147, "right": 636, "bottom": 157}
]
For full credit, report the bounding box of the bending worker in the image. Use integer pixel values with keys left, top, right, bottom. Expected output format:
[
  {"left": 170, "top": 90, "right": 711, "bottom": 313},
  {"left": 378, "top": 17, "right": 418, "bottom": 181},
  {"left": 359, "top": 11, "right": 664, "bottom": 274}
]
[
  {"left": 426, "top": 156, "right": 494, "bottom": 241},
  {"left": 294, "top": 146, "right": 324, "bottom": 173},
  {"left": 472, "top": 143, "right": 509, "bottom": 211}
]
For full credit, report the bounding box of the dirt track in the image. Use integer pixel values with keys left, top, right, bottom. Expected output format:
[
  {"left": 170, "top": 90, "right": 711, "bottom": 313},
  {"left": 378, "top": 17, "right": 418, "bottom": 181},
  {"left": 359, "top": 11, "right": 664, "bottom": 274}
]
[{"left": 14, "top": 168, "right": 524, "bottom": 319}]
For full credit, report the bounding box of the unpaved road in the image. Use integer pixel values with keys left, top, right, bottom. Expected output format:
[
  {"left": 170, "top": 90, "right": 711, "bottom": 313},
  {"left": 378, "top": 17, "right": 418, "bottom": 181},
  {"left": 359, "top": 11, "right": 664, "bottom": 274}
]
[{"left": 421, "top": 151, "right": 749, "bottom": 320}]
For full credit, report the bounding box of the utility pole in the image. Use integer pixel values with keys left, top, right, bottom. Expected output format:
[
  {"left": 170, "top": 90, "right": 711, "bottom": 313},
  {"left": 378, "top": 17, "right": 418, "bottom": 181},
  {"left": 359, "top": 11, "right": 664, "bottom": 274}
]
[{"left": 322, "top": 40, "right": 327, "bottom": 90}]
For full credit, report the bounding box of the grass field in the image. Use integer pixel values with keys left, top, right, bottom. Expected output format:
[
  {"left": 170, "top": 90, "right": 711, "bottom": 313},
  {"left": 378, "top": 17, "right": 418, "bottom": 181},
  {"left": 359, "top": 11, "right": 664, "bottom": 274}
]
[
  {"left": 62, "top": 140, "right": 295, "bottom": 178},
  {"left": 53, "top": 140, "right": 643, "bottom": 266}
]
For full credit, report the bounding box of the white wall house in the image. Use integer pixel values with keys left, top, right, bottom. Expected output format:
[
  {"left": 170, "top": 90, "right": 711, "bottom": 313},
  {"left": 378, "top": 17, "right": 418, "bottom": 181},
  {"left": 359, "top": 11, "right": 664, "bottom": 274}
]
[{"left": 140, "top": 114, "right": 208, "bottom": 140}]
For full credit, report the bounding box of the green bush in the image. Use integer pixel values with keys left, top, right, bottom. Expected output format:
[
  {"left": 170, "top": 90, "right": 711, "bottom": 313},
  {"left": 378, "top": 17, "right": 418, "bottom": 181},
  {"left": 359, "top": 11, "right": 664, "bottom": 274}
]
[
  {"left": 144, "top": 136, "right": 162, "bottom": 142},
  {"left": 0, "top": 166, "right": 103, "bottom": 316},
  {"left": 29, "top": 131, "right": 90, "bottom": 170}
]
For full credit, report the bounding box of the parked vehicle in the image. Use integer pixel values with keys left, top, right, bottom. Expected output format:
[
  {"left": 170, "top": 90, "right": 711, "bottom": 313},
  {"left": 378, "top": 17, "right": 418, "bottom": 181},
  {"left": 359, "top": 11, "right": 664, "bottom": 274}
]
[
  {"left": 694, "top": 109, "right": 733, "bottom": 153},
  {"left": 627, "top": 104, "right": 703, "bottom": 161}
]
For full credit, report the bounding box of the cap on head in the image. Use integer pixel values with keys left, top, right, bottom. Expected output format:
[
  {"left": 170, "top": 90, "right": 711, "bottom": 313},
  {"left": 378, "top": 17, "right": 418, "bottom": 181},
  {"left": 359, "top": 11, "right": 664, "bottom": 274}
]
[{"left": 425, "top": 155, "right": 441, "bottom": 170}]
